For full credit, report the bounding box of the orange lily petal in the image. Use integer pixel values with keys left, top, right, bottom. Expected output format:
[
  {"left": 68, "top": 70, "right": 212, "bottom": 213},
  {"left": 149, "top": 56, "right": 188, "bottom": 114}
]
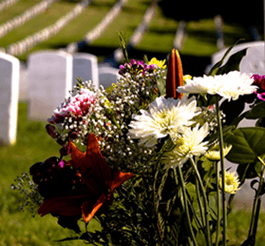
[
  {"left": 69, "top": 134, "right": 112, "bottom": 188},
  {"left": 82, "top": 193, "right": 106, "bottom": 223},
  {"left": 110, "top": 170, "right": 134, "bottom": 194}
]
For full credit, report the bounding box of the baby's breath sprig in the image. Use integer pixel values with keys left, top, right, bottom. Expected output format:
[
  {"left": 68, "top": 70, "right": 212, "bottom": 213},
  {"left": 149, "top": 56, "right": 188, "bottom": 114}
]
[{"left": 11, "top": 172, "right": 43, "bottom": 215}]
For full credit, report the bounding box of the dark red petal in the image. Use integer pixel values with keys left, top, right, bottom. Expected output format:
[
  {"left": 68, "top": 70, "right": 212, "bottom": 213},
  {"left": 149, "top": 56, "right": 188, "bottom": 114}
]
[
  {"left": 82, "top": 193, "right": 106, "bottom": 223},
  {"left": 38, "top": 192, "right": 91, "bottom": 217}
]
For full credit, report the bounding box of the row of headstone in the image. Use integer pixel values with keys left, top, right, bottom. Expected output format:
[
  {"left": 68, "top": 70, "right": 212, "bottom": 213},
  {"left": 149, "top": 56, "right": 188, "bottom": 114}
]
[
  {"left": 0, "top": 50, "right": 121, "bottom": 145},
  {"left": 104, "top": 0, "right": 157, "bottom": 67},
  {"left": 0, "top": 0, "right": 19, "bottom": 12},
  {"left": 0, "top": 0, "right": 58, "bottom": 39},
  {"left": 66, "top": 0, "right": 129, "bottom": 54},
  {"left": 5, "top": 0, "right": 92, "bottom": 56},
  {"left": 27, "top": 50, "right": 120, "bottom": 121},
  {"left": 173, "top": 20, "right": 187, "bottom": 51},
  {"left": 214, "top": 15, "right": 225, "bottom": 50}
]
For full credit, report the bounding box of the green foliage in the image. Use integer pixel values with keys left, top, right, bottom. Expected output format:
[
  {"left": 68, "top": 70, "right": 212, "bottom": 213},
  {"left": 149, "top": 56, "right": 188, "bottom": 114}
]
[{"left": 225, "top": 127, "right": 265, "bottom": 164}]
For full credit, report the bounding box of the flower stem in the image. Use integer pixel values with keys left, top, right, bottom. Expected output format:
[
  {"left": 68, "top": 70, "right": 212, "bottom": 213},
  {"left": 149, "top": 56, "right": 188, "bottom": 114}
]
[
  {"left": 189, "top": 157, "right": 212, "bottom": 246},
  {"left": 215, "top": 97, "right": 227, "bottom": 246},
  {"left": 248, "top": 156, "right": 265, "bottom": 240},
  {"left": 195, "top": 176, "right": 206, "bottom": 227},
  {"left": 175, "top": 167, "right": 198, "bottom": 246},
  {"left": 215, "top": 161, "right": 221, "bottom": 246}
]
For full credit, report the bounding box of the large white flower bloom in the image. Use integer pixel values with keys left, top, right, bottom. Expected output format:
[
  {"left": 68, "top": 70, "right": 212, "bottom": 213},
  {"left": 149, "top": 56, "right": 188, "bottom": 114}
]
[
  {"left": 177, "top": 71, "right": 257, "bottom": 101},
  {"left": 163, "top": 123, "right": 209, "bottom": 168},
  {"left": 128, "top": 96, "right": 200, "bottom": 147}
]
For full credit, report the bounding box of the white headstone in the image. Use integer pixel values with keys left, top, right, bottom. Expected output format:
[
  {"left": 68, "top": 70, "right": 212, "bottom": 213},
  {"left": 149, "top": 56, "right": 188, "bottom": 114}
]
[
  {"left": 73, "top": 53, "right": 99, "bottom": 89},
  {"left": 211, "top": 41, "right": 265, "bottom": 75},
  {"left": 27, "top": 50, "right": 73, "bottom": 120},
  {"left": 19, "top": 62, "right": 29, "bottom": 101},
  {"left": 0, "top": 53, "right": 19, "bottom": 145},
  {"left": 98, "top": 66, "right": 121, "bottom": 88}
]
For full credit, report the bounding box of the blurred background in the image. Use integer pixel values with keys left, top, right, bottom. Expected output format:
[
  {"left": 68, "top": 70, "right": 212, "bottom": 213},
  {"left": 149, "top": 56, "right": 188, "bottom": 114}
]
[{"left": 0, "top": 0, "right": 263, "bottom": 75}]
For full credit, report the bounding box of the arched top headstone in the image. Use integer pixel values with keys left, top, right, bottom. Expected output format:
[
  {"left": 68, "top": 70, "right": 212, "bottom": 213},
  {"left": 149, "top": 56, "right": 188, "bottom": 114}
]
[
  {"left": 27, "top": 50, "right": 73, "bottom": 120},
  {"left": 0, "top": 52, "right": 19, "bottom": 145},
  {"left": 98, "top": 66, "right": 121, "bottom": 88},
  {"left": 211, "top": 41, "right": 265, "bottom": 75},
  {"left": 73, "top": 53, "right": 99, "bottom": 89}
]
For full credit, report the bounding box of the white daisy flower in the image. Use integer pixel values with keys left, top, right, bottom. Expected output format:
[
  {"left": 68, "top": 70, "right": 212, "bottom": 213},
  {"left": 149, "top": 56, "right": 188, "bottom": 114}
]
[
  {"left": 128, "top": 96, "right": 200, "bottom": 147},
  {"left": 163, "top": 123, "right": 209, "bottom": 168},
  {"left": 177, "top": 71, "right": 257, "bottom": 101}
]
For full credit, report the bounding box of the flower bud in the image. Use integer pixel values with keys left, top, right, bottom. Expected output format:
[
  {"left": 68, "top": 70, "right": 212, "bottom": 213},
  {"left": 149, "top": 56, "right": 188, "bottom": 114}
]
[{"left": 166, "top": 49, "right": 183, "bottom": 99}]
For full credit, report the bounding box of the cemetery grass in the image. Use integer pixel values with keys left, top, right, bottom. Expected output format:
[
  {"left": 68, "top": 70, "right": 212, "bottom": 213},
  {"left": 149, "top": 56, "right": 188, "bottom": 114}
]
[
  {"left": 0, "top": 103, "right": 265, "bottom": 245},
  {"left": 0, "top": 102, "right": 100, "bottom": 246},
  {"left": 0, "top": 0, "right": 253, "bottom": 66}
]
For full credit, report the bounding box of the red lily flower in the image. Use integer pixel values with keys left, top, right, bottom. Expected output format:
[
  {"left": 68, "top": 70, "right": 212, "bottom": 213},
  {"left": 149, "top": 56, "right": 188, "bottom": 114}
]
[
  {"left": 166, "top": 49, "right": 183, "bottom": 99},
  {"left": 38, "top": 133, "right": 134, "bottom": 223}
]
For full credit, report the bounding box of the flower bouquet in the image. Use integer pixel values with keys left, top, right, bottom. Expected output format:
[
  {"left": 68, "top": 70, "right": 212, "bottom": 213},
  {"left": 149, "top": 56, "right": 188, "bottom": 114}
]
[{"left": 12, "top": 42, "right": 265, "bottom": 246}]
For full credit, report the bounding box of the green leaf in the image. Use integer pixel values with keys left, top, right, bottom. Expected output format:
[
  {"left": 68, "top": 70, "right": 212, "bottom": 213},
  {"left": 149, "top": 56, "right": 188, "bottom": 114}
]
[
  {"left": 208, "top": 45, "right": 234, "bottom": 76},
  {"left": 157, "top": 76, "right": 166, "bottom": 96},
  {"left": 216, "top": 48, "right": 247, "bottom": 74},
  {"left": 208, "top": 38, "right": 244, "bottom": 76},
  {"left": 237, "top": 162, "right": 260, "bottom": 180},
  {"left": 245, "top": 101, "right": 265, "bottom": 119},
  {"left": 225, "top": 127, "right": 265, "bottom": 164}
]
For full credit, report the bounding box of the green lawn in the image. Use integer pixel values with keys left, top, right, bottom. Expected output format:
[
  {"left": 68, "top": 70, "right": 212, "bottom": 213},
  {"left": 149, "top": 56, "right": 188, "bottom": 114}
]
[{"left": 0, "top": 103, "right": 100, "bottom": 246}]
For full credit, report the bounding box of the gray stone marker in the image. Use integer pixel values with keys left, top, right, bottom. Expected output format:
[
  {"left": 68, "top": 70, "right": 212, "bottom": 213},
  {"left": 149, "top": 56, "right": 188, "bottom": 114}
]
[
  {"left": 98, "top": 66, "right": 121, "bottom": 88},
  {"left": 211, "top": 41, "right": 265, "bottom": 74},
  {"left": 19, "top": 61, "right": 28, "bottom": 101},
  {"left": 27, "top": 50, "right": 73, "bottom": 121},
  {"left": 0, "top": 52, "right": 19, "bottom": 145},
  {"left": 73, "top": 53, "right": 99, "bottom": 89}
]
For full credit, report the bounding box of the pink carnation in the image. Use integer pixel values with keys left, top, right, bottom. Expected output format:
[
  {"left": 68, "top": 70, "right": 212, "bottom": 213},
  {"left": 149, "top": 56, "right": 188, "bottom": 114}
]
[{"left": 48, "top": 89, "right": 96, "bottom": 124}]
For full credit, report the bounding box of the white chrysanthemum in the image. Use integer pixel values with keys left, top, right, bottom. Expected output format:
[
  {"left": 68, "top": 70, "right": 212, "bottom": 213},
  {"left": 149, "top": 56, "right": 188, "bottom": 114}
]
[
  {"left": 128, "top": 96, "right": 200, "bottom": 147},
  {"left": 163, "top": 123, "right": 209, "bottom": 168},
  {"left": 220, "top": 171, "right": 240, "bottom": 194},
  {"left": 177, "top": 71, "right": 257, "bottom": 101}
]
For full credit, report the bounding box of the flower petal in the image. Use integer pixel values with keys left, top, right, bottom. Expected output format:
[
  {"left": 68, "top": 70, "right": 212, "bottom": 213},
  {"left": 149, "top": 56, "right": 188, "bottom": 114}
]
[
  {"left": 110, "top": 170, "right": 134, "bottom": 194},
  {"left": 82, "top": 193, "right": 106, "bottom": 223}
]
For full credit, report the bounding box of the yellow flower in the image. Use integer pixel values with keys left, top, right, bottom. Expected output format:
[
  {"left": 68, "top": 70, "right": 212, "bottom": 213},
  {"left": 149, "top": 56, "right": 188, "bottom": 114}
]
[
  {"left": 104, "top": 99, "right": 112, "bottom": 108},
  {"left": 219, "top": 171, "right": 240, "bottom": 194},
  {"left": 148, "top": 57, "right": 166, "bottom": 69},
  {"left": 205, "top": 144, "right": 232, "bottom": 161},
  {"left": 183, "top": 75, "right": 192, "bottom": 83}
]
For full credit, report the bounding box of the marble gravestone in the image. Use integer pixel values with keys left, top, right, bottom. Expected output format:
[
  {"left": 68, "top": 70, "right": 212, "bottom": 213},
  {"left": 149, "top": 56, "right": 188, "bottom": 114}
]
[
  {"left": 19, "top": 62, "right": 29, "bottom": 101},
  {"left": 98, "top": 66, "right": 121, "bottom": 88},
  {"left": 27, "top": 50, "right": 73, "bottom": 121},
  {"left": 0, "top": 53, "right": 20, "bottom": 145},
  {"left": 211, "top": 41, "right": 265, "bottom": 74},
  {"left": 73, "top": 53, "right": 99, "bottom": 89}
]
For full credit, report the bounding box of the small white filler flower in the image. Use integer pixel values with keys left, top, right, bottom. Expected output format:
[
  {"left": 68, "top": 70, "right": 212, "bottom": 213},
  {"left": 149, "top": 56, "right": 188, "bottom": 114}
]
[
  {"left": 177, "top": 71, "right": 257, "bottom": 101},
  {"left": 128, "top": 96, "right": 200, "bottom": 147}
]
